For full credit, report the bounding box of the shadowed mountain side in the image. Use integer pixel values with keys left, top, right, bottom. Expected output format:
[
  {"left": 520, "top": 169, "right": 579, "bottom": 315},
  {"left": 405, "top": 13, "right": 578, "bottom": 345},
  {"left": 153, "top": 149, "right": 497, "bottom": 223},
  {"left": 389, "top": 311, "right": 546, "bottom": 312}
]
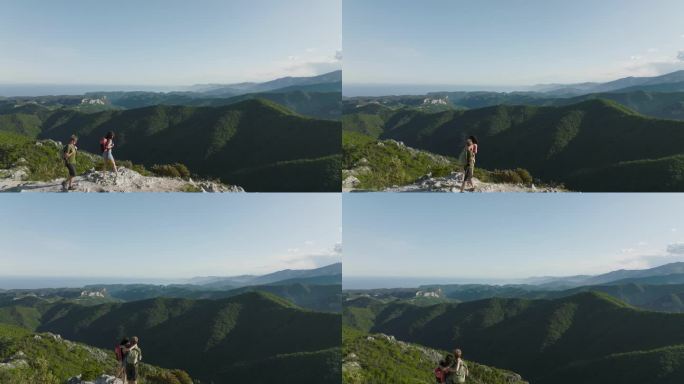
[
  {"left": 37, "top": 292, "right": 341, "bottom": 384},
  {"left": 364, "top": 292, "right": 684, "bottom": 383},
  {"left": 31, "top": 99, "right": 341, "bottom": 191}
]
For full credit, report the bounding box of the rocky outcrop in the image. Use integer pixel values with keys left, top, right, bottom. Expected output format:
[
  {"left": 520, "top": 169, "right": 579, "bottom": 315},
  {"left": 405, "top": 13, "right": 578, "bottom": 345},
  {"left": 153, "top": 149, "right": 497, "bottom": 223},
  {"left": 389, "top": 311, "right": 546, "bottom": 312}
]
[
  {"left": 0, "top": 166, "right": 244, "bottom": 192},
  {"left": 67, "top": 375, "right": 123, "bottom": 384},
  {"left": 383, "top": 171, "right": 565, "bottom": 193}
]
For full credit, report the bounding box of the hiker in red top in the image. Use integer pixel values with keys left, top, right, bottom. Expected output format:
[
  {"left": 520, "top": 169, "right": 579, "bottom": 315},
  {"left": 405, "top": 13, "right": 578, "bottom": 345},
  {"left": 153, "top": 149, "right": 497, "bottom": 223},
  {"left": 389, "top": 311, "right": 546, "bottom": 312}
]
[
  {"left": 115, "top": 337, "right": 130, "bottom": 383},
  {"left": 101, "top": 131, "right": 118, "bottom": 177}
]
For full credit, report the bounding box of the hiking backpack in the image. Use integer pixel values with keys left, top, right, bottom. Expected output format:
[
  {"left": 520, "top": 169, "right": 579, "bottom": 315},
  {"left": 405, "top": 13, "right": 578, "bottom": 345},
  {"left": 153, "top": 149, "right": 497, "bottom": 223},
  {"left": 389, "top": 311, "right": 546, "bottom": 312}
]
[
  {"left": 62, "top": 144, "right": 69, "bottom": 160},
  {"left": 455, "top": 360, "right": 467, "bottom": 383},
  {"left": 434, "top": 367, "right": 445, "bottom": 383},
  {"left": 100, "top": 138, "right": 108, "bottom": 153},
  {"left": 114, "top": 345, "right": 123, "bottom": 362}
]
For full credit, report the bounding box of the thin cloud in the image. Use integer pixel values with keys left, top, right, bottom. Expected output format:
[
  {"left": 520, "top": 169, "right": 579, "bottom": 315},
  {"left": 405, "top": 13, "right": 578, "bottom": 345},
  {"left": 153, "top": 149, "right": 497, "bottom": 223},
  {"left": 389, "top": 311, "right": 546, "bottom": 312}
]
[
  {"left": 667, "top": 243, "right": 684, "bottom": 255},
  {"left": 274, "top": 241, "right": 342, "bottom": 269}
]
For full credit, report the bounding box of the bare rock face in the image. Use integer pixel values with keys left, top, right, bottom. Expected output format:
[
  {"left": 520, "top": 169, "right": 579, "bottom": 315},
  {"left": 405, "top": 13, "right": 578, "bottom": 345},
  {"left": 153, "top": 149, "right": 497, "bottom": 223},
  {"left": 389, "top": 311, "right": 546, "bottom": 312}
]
[
  {"left": 384, "top": 171, "right": 565, "bottom": 193},
  {"left": 0, "top": 166, "right": 245, "bottom": 193},
  {"left": 67, "top": 375, "right": 123, "bottom": 384},
  {"left": 0, "top": 351, "right": 29, "bottom": 370}
]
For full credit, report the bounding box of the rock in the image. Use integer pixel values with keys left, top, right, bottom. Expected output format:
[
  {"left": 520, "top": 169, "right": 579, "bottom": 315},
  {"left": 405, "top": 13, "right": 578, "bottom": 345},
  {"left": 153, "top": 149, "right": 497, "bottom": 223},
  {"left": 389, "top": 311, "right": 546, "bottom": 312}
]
[
  {"left": 343, "top": 175, "right": 360, "bottom": 189},
  {"left": 0, "top": 166, "right": 245, "bottom": 193},
  {"left": 0, "top": 350, "right": 29, "bottom": 370},
  {"left": 67, "top": 375, "right": 123, "bottom": 384}
]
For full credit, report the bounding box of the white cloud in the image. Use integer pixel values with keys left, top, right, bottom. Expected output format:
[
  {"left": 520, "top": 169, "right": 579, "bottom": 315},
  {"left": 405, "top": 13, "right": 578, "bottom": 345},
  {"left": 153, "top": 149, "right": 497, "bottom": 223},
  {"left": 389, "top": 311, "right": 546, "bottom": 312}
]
[
  {"left": 335, "top": 50, "right": 343, "bottom": 61},
  {"left": 667, "top": 243, "right": 684, "bottom": 255},
  {"left": 609, "top": 243, "right": 684, "bottom": 271},
  {"left": 273, "top": 241, "right": 342, "bottom": 270},
  {"left": 678, "top": 51, "right": 684, "bottom": 61},
  {"left": 629, "top": 55, "right": 642, "bottom": 61},
  {"left": 672, "top": 228, "right": 678, "bottom": 232},
  {"left": 647, "top": 48, "right": 659, "bottom": 53}
]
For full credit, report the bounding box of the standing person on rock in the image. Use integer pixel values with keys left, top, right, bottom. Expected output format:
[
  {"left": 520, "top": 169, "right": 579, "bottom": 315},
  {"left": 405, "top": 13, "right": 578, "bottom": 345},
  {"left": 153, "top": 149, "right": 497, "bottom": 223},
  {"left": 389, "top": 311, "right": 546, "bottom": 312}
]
[
  {"left": 460, "top": 136, "right": 478, "bottom": 193},
  {"left": 125, "top": 336, "right": 142, "bottom": 384},
  {"left": 101, "top": 131, "right": 118, "bottom": 178},
  {"left": 61, "top": 135, "right": 78, "bottom": 191}
]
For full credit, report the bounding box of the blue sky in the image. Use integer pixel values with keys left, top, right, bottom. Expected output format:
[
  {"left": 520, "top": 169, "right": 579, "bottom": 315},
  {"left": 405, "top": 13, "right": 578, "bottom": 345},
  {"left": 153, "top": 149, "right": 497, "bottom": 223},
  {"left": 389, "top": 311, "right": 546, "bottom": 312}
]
[
  {"left": 343, "top": 194, "right": 684, "bottom": 281},
  {"left": 0, "top": 194, "right": 341, "bottom": 279},
  {"left": 0, "top": 0, "right": 341, "bottom": 85},
  {"left": 344, "top": 0, "right": 684, "bottom": 90}
]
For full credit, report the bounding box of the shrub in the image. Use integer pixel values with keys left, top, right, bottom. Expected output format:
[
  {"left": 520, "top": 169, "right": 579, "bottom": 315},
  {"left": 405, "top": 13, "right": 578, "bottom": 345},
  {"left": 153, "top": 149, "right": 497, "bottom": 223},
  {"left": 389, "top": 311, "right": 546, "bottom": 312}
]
[
  {"left": 144, "top": 370, "right": 193, "bottom": 384},
  {"left": 151, "top": 163, "right": 191, "bottom": 179},
  {"left": 488, "top": 168, "right": 534, "bottom": 185}
]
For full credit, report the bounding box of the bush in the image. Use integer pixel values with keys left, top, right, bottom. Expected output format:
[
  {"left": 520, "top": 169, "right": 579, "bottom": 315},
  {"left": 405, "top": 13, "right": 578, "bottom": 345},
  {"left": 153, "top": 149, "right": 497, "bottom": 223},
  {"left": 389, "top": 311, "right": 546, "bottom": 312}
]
[
  {"left": 151, "top": 163, "right": 191, "bottom": 179},
  {"left": 488, "top": 168, "right": 533, "bottom": 184},
  {"left": 145, "top": 370, "right": 193, "bottom": 384},
  {"left": 116, "top": 160, "right": 151, "bottom": 176}
]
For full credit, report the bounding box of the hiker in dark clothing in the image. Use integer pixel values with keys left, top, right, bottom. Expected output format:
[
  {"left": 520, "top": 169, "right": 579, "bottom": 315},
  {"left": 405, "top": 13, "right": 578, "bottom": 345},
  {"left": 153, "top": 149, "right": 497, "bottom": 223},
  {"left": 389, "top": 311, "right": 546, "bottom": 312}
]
[
  {"left": 61, "top": 135, "right": 78, "bottom": 191},
  {"left": 460, "top": 136, "right": 478, "bottom": 193}
]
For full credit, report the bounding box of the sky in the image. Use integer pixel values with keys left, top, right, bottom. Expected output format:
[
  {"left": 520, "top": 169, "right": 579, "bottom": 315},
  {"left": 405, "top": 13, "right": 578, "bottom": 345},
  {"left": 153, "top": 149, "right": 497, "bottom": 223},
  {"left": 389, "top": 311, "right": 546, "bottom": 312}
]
[
  {"left": 0, "top": 194, "right": 341, "bottom": 282},
  {"left": 343, "top": 0, "right": 684, "bottom": 93},
  {"left": 0, "top": 0, "right": 341, "bottom": 86},
  {"left": 343, "top": 194, "right": 684, "bottom": 285}
]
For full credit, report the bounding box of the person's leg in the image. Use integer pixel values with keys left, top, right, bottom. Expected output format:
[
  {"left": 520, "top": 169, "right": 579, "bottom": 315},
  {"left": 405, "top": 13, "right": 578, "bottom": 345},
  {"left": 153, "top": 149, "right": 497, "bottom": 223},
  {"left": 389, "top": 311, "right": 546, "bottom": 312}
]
[
  {"left": 111, "top": 158, "right": 118, "bottom": 173},
  {"left": 102, "top": 155, "right": 108, "bottom": 176}
]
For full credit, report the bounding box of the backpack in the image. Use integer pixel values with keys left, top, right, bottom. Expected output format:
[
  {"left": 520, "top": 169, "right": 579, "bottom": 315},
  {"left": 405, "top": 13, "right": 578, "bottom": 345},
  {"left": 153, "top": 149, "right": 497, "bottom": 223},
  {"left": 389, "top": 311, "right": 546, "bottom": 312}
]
[
  {"left": 62, "top": 144, "right": 69, "bottom": 160},
  {"left": 455, "top": 360, "right": 467, "bottom": 383},
  {"left": 114, "top": 345, "right": 123, "bottom": 362},
  {"left": 100, "top": 138, "right": 108, "bottom": 153},
  {"left": 434, "top": 366, "right": 445, "bottom": 383},
  {"left": 126, "top": 345, "right": 141, "bottom": 365}
]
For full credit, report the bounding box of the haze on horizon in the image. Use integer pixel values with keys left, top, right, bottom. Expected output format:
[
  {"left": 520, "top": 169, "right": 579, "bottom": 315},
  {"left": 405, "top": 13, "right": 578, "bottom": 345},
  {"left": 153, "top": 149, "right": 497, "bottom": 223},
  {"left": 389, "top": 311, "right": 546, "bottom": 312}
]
[
  {"left": 343, "top": 194, "right": 684, "bottom": 284},
  {"left": 0, "top": 194, "right": 342, "bottom": 282},
  {"left": 0, "top": 0, "right": 341, "bottom": 90},
  {"left": 343, "top": 0, "right": 684, "bottom": 95}
]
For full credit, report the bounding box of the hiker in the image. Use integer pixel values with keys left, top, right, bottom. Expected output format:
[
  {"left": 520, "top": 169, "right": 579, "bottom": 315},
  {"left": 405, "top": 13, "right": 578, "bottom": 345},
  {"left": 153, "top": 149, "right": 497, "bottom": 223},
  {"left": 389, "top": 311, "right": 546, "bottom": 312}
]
[
  {"left": 444, "top": 349, "right": 468, "bottom": 383},
  {"left": 101, "top": 131, "right": 118, "bottom": 176},
  {"left": 434, "top": 355, "right": 453, "bottom": 383},
  {"left": 61, "top": 135, "right": 78, "bottom": 191},
  {"left": 114, "top": 337, "right": 130, "bottom": 383},
  {"left": 125, "top": 336, "right": 142, "bottom": 384},
  {"left": 460, "top": 136, "right": 478, "bottom": 193}
]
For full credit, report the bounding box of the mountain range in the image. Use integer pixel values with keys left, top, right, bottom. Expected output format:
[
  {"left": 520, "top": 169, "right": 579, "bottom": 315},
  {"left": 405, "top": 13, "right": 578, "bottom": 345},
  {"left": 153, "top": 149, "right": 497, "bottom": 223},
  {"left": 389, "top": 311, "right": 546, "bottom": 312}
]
[
  {"left": 0, "top": 72, "right": 342, "bottom": 192},
  {"left": 344, "top": 98, "right": 684, "bottom": 191},
  {"left": 342, "top": 70, "right": 684, "bottom": 191},
  {"left": 0, "top": 264, "right": 342, "bottom": 383},
  {"left": 343, "top": 262, "right": 684, "bottom": 383},
  {"left": 0, "top": 99, "right": 341, "bottom": 192},
  {"left": 356, "top": 292, "right": 684, "bottom": 384}
]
